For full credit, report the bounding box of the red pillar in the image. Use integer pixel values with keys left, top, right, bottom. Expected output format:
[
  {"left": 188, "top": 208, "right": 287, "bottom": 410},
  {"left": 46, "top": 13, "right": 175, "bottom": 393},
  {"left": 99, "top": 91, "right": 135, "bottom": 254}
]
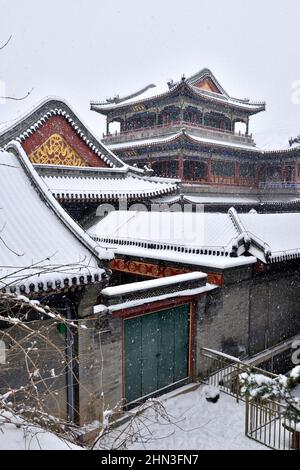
[
  {"left": 294, "top": 162, "right": 298, "bottom": 182},
  {"left": 178, "top": 158, "right": 184, "bottom": 180},
  {"left": 280, "top": 162, "right": 285, "bottom": 182},
  {"left": 164, "top": 161, "right": 168, "bottom": 177},
  {"left": 255, "top": 164, "right": 262, "bottom": 188},
  {"left": 234, "top": 161, "right": 239, "bottom": 185},
  {"left": 191, "top": 161, "right": 195, "bottom": 181},
  {"left": 207, "top": 159, "right": 212, "bottom": 183}
]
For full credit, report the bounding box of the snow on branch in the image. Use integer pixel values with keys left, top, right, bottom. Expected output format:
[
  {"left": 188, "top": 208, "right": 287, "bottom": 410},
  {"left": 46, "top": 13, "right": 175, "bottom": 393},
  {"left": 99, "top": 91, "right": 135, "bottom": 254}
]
[{"left": 240, "top": 367, "right": 300, "bottom": 422}]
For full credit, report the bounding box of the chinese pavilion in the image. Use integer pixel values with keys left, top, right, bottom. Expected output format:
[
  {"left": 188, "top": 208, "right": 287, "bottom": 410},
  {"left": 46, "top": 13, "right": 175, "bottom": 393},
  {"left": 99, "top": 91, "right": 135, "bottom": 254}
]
[{"left": 91, "top": 68, "right": 300, "bottom": 211}]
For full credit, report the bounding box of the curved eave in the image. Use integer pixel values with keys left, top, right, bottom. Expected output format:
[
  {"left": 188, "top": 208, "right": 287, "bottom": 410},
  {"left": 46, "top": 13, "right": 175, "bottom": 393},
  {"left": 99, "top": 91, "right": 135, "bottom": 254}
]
[
  {"left": 190, "top": 85, "right": 265, "bottom": 114},
  {"left": 54, "top": 186, "right": 178, "bottom": 203},
  {"left": 34, "top": 163, "right": 129, "bottom": 176},
  {"left": 33, "top": 162, "right": 149, "bottom": 179},
  {"left": 91, "top": 82, "right": 265, "bottom": 115},
  {"left": 92, "top": 235, "right": 235, "bottom": 259},
  {"left": 1, "top": 269, "right": 106, "bottom": 296},
  {"left": 261, "top": 147, "right": 300, "bottom": 156},
  {"left": 110, "top": 132, "right": 260, "bottom": 154}
]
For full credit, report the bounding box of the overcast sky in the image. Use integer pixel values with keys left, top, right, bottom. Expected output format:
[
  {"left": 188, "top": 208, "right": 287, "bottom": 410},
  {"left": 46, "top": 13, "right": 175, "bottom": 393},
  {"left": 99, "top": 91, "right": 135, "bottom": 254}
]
[{"left": 1, "top": 0, "right": 300, "bottom": 149}]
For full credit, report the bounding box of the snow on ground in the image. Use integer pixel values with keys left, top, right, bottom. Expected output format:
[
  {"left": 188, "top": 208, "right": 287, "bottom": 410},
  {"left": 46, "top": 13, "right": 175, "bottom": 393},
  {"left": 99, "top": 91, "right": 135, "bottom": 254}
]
[
  {"left": 0, "top": 384, "right": 271, "bottom": 450},
  {"left": 0, "top": 412, "right": 81, "bottom": 450},
  {"left": 100, "top": 384, "right": 266, "bottom": 450}
]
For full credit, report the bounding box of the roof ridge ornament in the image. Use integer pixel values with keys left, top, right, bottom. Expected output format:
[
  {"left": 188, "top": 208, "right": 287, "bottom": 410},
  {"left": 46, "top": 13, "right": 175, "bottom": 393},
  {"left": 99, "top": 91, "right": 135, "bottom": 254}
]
[
  {"left": 289, "top": 134, "right": 300, "bottom": 147},
  {"left": 106, "top": 94, "right": 120, "bottom": 104},
  {"left": 228, "top": 207, "right": 272, "bottom": 261},
  {"left": 100, "top": 84, "right": 157, "bottom": 106},
  {"left": 228, "top": 207, "right": 251, "bottom": 255}
]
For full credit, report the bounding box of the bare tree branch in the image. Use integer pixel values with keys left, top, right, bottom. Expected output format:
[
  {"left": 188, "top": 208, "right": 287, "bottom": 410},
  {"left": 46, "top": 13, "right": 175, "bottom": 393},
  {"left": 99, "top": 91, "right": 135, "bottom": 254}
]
[
  {"left": 0, "top": 36, "right": 12, "bottom": 51},
  {"left": 0, "top": 88, "right": 34, "bottom": 102},
  {"left": 0, "top": 36, "right": 33, "bottom": 104}
]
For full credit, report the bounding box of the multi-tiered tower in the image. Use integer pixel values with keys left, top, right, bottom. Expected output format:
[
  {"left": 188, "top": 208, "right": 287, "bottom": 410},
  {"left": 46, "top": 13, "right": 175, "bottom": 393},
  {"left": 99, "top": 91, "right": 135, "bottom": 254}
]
[{"left": 91, "top": 68, "right": 300, "bottom": 211}]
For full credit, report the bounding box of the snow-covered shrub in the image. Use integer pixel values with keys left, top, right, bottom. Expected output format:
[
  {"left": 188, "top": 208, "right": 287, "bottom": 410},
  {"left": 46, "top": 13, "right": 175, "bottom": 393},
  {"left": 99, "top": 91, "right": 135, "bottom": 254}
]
[{"left": 239, "top": 366, "right": 300, "bottom": 422}]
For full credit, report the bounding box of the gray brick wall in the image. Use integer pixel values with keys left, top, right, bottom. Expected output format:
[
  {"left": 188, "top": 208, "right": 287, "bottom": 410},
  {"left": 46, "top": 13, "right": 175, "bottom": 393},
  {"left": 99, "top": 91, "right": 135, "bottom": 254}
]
[
  {"left": 195, "top": 264, "right": 300, "bottom": 376},
  {"left": 77, "top": 314, "right": 122, "bottom": 425},
  {"left": 0, "top": 319, "right": 68, "bottom": 420}
]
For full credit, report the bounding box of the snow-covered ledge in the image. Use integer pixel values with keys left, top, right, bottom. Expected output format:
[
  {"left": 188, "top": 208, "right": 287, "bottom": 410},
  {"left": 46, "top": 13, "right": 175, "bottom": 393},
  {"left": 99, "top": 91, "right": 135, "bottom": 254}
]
[{"left": 94, "top": 272, "right": 216, "bottom": 313}]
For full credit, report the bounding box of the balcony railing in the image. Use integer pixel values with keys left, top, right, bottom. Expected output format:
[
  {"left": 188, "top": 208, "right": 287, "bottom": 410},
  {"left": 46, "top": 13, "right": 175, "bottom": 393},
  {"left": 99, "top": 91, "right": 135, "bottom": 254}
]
[
  {"left": 103, "top": 120, "right": 251, "bottom": 140},
  {"left": 259, "top": 182, "right": 300, "bottom": 190}
]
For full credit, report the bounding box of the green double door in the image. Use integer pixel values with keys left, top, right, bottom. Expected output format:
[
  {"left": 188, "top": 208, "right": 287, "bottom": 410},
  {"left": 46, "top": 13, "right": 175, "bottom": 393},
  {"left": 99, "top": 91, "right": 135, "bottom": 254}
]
[{"left": 124, "top": 305, "right": 190, "bottom": 403}]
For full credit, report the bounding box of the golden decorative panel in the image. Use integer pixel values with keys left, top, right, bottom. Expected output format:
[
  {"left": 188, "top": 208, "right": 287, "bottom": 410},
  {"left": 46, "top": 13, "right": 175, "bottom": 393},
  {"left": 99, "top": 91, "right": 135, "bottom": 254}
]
[
  {"left": 131, "top": 104, "right": 146, "bottom": 112},
  {"left": 124, "top": 150, "right": 137, "bottom": 158},
  {"left": 29, "top": 134, "right": 86, "bottom": 166}
]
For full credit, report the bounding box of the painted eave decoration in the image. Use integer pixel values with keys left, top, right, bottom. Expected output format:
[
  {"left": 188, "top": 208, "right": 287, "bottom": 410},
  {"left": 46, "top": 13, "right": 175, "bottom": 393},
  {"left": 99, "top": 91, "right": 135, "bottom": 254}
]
[{"left": 0, "top": 97, "right": 125, "bottom": 169}]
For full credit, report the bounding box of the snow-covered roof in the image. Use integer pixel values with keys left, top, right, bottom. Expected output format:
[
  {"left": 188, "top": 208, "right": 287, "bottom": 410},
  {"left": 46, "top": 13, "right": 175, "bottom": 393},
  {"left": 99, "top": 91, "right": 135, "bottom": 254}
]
[
  {"left": 239, "top": 212, "right": 300, "bottom": 263},
  {"left": 37, "top": 165, "right": 179, "bottom": 201},
  {"left": 87, "top": 210, "right": 240, "bottom": 256},
  {"left": 0, "top": 142, "right": 113, "bottom": 294},
  {"left": 86, "top": 207, "right": 300, "bottom": 266},
  {"left": 154, "top": 193, "right": 300, "bottom": 207},
  {"left": 101, "top": 245, "right": 258, "bottom": 270},
  {"left": 85, "top": 210, "right": 249, "bottom": 271},
  {"left": 107, "top": 129, "right": 260, "bottom": 152},
  {"left": 0, "top": 97, "right": 125, "bottom": 169},
  {"left": 91, "top": 68, "right": 265, "bottom": 115}
]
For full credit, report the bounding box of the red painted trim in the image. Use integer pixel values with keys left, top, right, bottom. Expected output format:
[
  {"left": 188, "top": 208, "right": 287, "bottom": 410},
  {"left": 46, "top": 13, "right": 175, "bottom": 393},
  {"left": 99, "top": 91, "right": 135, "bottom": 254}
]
[
  {"left": 111, "top": 258, "right": 224, "bottom": 286},
  {"left": 178, "top": 157, "right": 184, "bottom": 179},
  {"left": 110, "top": 259, "right": 190, "bottom": 279},
  {"left": 255, "top": 261, "right": 267, "bottom": 273},
  {"left": 22, "top": 116, "right": 108, "bottom": 167}
]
